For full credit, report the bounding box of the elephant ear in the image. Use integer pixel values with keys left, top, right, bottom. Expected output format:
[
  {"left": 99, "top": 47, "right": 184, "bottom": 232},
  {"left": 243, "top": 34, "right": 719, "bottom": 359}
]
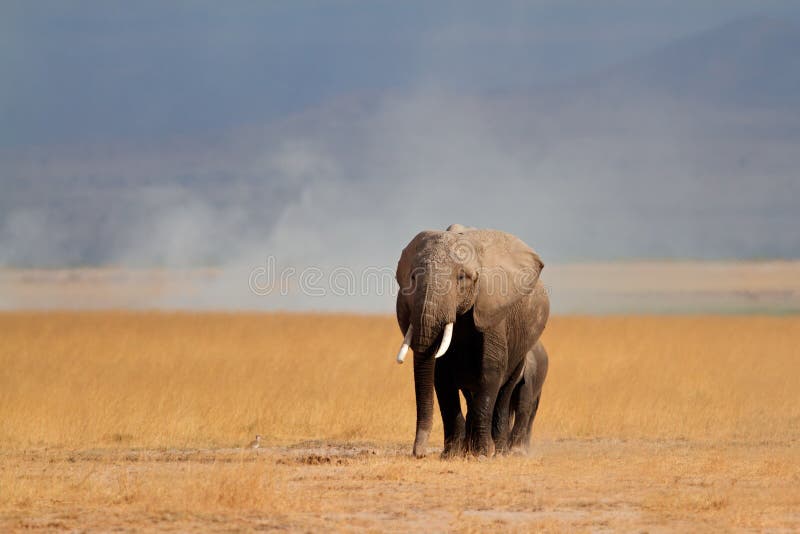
[
  {"left": 395, "top": 231, "right": 439, "bottom": 333},
  {"left": 471, "top": 231, "right": 544, "bottom": 331}
]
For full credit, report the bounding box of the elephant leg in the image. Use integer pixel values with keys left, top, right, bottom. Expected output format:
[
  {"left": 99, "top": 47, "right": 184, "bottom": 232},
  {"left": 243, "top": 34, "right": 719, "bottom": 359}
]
[
  {"left": 509, "top": 385, "right": 535, "bottom": 451},
  {"left": 435, "top": 365, "right": 465, "bottom": 458},
  {"left": 514, "top": 342, "right": 547, "bottom": 451},
  {"left": 469, "top": 331, "right": 506, "bottom": 456},
  {"left": 492, "top": 361, "right": 524, "bottom": 454},
  {"left": 469, "top": 382, "right": 501, "bottom": 457},
  {"left": 524, "top": 393, "right": 542, "bottom": 446}
]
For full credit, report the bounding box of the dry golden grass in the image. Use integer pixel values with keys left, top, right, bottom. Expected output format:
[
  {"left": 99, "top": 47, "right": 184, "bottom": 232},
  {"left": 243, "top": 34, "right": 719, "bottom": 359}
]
[{"left": 1, "top": 312, "right": 799, "bottom": 531}]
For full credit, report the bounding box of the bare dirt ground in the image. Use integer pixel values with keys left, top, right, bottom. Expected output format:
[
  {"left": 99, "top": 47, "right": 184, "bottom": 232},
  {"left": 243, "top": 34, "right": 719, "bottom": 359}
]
[
  {"left": 1, "top": 312, "right": 799, "bottom": 531},
  {"left": 3, "top": 439, "right": 799, "bottom": 532}
]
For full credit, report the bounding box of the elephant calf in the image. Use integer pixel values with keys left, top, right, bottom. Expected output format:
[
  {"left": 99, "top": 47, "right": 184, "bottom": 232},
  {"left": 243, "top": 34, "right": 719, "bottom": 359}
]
[
  {"left": 507, "top": 341, "right": 549, "bottom": 452},
  {"left": 393, "top": 224, "right": 549, "bottom": 458}
]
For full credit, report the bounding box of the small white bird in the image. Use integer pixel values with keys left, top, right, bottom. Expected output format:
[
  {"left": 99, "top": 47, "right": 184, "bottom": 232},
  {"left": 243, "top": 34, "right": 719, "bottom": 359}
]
[{"left": 247, "top": 434, "right": 262, "bottom": 449}]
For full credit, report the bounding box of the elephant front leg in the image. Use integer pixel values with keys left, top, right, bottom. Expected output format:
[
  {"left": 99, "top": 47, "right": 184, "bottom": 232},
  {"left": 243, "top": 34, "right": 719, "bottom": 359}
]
[
  {"left": 469, "top": 384, "right": 500, "bottom": 456},
  {"left": 435, "top": 364, "right": 465, "bottom": 458},
  {"left": 469, "top": 329, "right": 507, "bottom": 456}
]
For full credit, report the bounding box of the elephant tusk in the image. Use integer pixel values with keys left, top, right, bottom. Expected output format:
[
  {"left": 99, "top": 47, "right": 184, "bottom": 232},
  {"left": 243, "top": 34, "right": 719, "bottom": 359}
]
[
  {"left": 396, "top": 325, "right": 413, "bottom": 364},
  {"left": 434, "top": 323, "right": 454, "bottom": 359}
]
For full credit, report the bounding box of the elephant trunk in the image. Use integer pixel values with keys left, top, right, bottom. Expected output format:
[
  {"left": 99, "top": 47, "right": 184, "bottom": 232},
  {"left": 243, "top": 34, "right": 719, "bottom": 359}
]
[
  {"left": 409, "top": 275, "right": 455, "bottom": 358},
  {"left": 413, "top": 280, "right": 438, "bottom": 353},
  {"left": 410, "top": 278, "right": 437, "bottom": 457},
  {"left": 412, "top": 351, "right": 435, "bottom": 458}
]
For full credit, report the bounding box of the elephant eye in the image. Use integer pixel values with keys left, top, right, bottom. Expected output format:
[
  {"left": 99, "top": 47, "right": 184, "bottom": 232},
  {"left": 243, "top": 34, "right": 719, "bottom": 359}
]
[{"left": 458, "top": 272, "right": 465, "bottom": 281}]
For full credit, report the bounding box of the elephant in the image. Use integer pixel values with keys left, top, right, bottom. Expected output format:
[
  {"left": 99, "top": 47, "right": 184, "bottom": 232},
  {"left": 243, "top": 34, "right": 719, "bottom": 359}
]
[
  {"left": 507, "top": 340, "right": 549, "bottom": 452},
  {"left": 394, "top": 224, "right": 549, "bottom": 457}
]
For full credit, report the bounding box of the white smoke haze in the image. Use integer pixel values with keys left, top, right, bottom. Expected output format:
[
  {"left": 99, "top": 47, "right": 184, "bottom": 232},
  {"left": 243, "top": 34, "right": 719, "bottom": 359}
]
[
  {"left": 1, "top": 10, "right": 800, "bottom": 311},
  {"left": 3, "top": 85, "right": 800, "bottom": 311}
]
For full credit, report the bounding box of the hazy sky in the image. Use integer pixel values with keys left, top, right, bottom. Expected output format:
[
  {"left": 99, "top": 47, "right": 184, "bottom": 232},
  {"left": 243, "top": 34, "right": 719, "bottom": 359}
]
[
  {"left": 2, "top": 1, "right": 800, "bottom": 311},
  {"left": 3, "top": 1, "right": 799, "bottom": 147}
]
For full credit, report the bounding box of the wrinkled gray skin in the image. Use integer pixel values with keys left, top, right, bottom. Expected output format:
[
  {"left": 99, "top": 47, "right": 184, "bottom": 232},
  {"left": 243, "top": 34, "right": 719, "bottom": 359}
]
[
  {"left": 395, "top": 224, "right": 549, "bottom": 457},
  {"left": 507, "top": 341, "right": 549, "bottom": 452}
]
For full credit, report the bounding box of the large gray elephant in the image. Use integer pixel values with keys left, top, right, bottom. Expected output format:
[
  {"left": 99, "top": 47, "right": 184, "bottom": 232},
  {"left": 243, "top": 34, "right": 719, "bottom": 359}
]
[{"left": 394, "top": 224, "right": 549, "bottom": 457}]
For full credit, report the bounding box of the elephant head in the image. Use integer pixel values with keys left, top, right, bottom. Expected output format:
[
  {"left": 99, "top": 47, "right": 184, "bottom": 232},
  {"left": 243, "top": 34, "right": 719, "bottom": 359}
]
[
  {"left": 395, "top": 226, "right": 543, "bottom": 358},
  {"left": 393, "top": 225, "right": 544, "bottom": 455}
]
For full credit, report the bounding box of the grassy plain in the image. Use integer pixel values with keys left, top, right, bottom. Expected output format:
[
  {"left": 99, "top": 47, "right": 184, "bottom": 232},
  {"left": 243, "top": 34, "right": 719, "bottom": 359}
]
[{"left": 1, "top": 312, "right": 799, "bottom": 531}]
